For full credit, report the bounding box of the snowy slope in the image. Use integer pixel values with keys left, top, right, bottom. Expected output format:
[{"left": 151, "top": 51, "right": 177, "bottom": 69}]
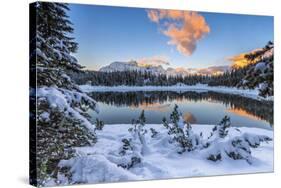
[{"left": 55, "top": 124, "right": 273, "bottom": 185}]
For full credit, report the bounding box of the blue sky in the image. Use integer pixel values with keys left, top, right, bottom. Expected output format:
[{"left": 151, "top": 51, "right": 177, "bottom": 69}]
[{"left": 68, "top": 4, "right": 273, "bottom": 70}]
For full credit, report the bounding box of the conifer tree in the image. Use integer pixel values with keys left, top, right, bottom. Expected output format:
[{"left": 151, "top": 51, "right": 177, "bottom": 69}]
[
  {"left": 162, "top": 117, "right": 169, "bottom": 129},
  {"left": 118, "top": 111, "right": 150, "bottom": 169},
  {"left": 94, "top": 118, "right": 104, "bottom": 131},
  {"left": 30, "top": 2, "right": 98, "bottom": 186},
  {"left": 164, "top": 105, "right": 192, "bottom": 153},
  {"left": 238, "top": 41, "right": 274, "bottom": 97},
  {"left": 129, "top": 110, "right": 149, "bottom": 155},
  {"left": 212, "top": 116, "right": 231, "bottom": 139}
]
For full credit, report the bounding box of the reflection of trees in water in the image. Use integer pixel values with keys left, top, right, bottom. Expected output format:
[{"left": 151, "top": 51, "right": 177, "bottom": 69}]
[{"left": 89, "top": 91, "right": 273, "bottom": 125}]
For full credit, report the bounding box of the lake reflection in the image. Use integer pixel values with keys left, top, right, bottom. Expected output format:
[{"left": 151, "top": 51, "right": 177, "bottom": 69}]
[{"left": 88, "top": 91, "right": 273, "bottom": 130}]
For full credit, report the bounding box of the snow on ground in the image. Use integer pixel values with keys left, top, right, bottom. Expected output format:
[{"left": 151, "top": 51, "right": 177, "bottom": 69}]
[
  {"left": 79, "top": 84, "right": 273, "bottom": 101},
  {"left": 58, "top": 124, "right": 273, "bottom": 185}
]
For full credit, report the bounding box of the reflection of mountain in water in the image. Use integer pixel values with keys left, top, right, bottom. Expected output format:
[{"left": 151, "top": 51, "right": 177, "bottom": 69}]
[{"left": 89, "top": 91, "right": 273, "bottom": 126}]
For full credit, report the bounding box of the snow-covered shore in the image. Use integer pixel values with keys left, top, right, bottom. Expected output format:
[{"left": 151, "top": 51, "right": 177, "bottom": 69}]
[
  {"left": 56, "top": 124, "right": 273, "bottom": 185},
  {"left": 79, "top": 84, "right": 273, "bottom": 101}
]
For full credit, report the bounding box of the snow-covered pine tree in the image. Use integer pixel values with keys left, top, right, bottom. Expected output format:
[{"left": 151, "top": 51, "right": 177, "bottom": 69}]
[
  {"left": 237, "top": 41, "right": 274, "bottom": 97},
  {"left": 150, "top": 128, "right": 158, "bottom": 138},
  {"left": 117, "top": 138, "right": 142, "bottom": 169},
  {"left": 117, "top": 111, "right": 150, "bottom": 169},
  {"left": 94, "top": 118, "right": 104, "bottom": 131},
  {"left": 205, "top": 116, "right": 272, "bottom": 164},
  {"left": 184, "top": 120, "right": 202, "bottom": 150},
  {"left": 162, "top": 117, "right": 169, "bottom": 129},
  {"left": 30, "top": 2, "right": 98, "bottom": 186},
  {"left": 128, "top": 110, "right": 149, "bottom": 155},
  {"left": 212, "top": 115, "right": 231, "bottom": 139},
  {"left": 164, "top": 105, "right": 200, "bottom": 153}
]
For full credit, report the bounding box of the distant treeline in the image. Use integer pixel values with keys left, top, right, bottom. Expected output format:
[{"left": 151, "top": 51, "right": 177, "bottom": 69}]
[
  {"left": 68, "top": 41, "right": 273, "bottom": 97},
  {"left": 68, "top": 68, "right": 247, "bottom": 87}
]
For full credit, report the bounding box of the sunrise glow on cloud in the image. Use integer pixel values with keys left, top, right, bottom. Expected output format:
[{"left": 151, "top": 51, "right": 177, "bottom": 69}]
[
  {"left": 147, "top": 9, "right": 210, "bottom": 56},
  {"left": 68, "top": 4, "right": 273, "bottom": 74},
  {"left": 136, "top": 55, "right": 170, "bottom": 67},
  {"left": 229, "top": 48, "right": 262, "bottom": 69}
]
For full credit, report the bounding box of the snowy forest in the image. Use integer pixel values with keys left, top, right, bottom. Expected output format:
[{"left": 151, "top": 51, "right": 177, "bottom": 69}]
[
  {"left": 30, "top": 2, "right": 274, "bottom": 187},
  {"left": 69, "top": 41, "right": 273, "bottom": 98}
]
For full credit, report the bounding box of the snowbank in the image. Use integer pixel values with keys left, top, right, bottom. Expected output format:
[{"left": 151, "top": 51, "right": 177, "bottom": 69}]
[
  {"left": 57, "top": 124, "right": 273, "bottom": 184},
  {"left": 79, "top": 84, "right": 272, "bottom": 101}
]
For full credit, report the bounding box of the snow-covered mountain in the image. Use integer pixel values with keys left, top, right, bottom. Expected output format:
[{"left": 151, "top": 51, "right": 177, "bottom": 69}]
[
  {"left": 166, "top": 67, "right": 197, "bottom": 76},
  {"left": 99, "top": 61, "right": 229, "bottom": 76},
  {"left": 99, "top": 61, "right": 166, "bottom": 75}
]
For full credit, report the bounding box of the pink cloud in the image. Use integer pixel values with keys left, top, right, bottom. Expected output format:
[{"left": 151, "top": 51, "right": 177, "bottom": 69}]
[
  {"left": 137, "top": 55, "right": 170, "bottom": 66},
  {"left": 147, "top": 9, "right": 210, "bottom": 56}
]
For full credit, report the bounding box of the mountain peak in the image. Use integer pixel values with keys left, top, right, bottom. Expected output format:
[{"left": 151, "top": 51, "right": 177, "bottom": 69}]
[
  {"left": 99, "top": 61, "right": 230, "bottom": 76},
  {"left": 99, "top": 61, "right": 165, "bottom": 74}
]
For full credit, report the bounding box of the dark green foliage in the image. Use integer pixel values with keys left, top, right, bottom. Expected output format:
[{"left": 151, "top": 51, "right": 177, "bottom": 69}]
[
  {"left": 206, "top": 116, "right": 272, "bottom": 164},
  {"left": 94, "top": 118, "right": 104, "bottom": 131},
  {"left": 129, "top": 110, "right": 148, "bottom": 148},
  {"left": 162, "top": 117, "right": 169, "bottom": 129},
  {"left": 36, "top": 101, "right": 96, "bottom": 185},
  {"left": 118, "top": 138, "right": 141, "bottom": 169},
  {"left": 31, "top": 2, "right": 97, "bottom": 186},
  {"left": 119, "top": 138, "right": 133, "bottom": 156},
  {"left": 227, "top": 138, "right": 251, "bottom": 163},
  {"left": 69, "top": 69, "right": 212, "bottom": 86},
  {"left": 150, "top": 128, "right": 158, "bottom": 138},
  {"left": 129, "top": 110, "right": 147, "bottom": 135},
  {"left": 210, "top": 116, "right": 231, "bottom": 139},
  {"left": 243, "top": 134, "right": 272, "bottom": 148},
  {"left": 207, "top": 154, "right": 222, "bottom": 162},
  {"left": 216, "top": 116, "right": 231, "bottom": 138},
  {"left": 170, "top": 104, "right": 180, "bottom": 125},
  {"left": 138, "top": 110, "right": 146, "bottom": 126},
  {"left": 117, "top": 157, "right": 141, "bottom": 169},
  {"left": 34, "top": 2, "right": 81, "bottom": 70},
  {"left": 238, "top": 41, "right": 274, "bottom": 97},
  {"left": 164, "top": 105, "right": 193, "bottom": 153}
]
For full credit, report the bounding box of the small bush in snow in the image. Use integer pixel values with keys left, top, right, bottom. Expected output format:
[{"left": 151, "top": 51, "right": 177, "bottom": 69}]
[
  {"left": 150, "top": 128, "right": 158, "bottom": 138},
  {"left": 205, "top": 116, "right": 272, "bottom": 164},
  {"left": 226, "top": 137, "right": 252, "bottom": 163},
  {"left": 94, "top": 118, "right": 104, "bottom": 131},
  {"left": 119, "top": 138, "right": 133, "bottom": 156},
  {"left": 207, "top": 153, "right": 222, "bottom": 161},
  {"left": 116, "top": 111, "right": 151, "bottom": 170},
  {"left": 243, "top": 133, "right": 272, "bottom": 148},
  {"left": 117, "top": 157, "right": 142, "bottom": 169},
  {"left": 128, "top": 110, "right": 149, "bottom": 155},
  {"left": 118, "top": 139, "right": 142, "bottom": 169}
]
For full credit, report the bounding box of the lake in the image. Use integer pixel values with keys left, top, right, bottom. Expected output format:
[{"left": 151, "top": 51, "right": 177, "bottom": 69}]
[{"left": 88, "top": 91, "right": 273, "bottom": 130}]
